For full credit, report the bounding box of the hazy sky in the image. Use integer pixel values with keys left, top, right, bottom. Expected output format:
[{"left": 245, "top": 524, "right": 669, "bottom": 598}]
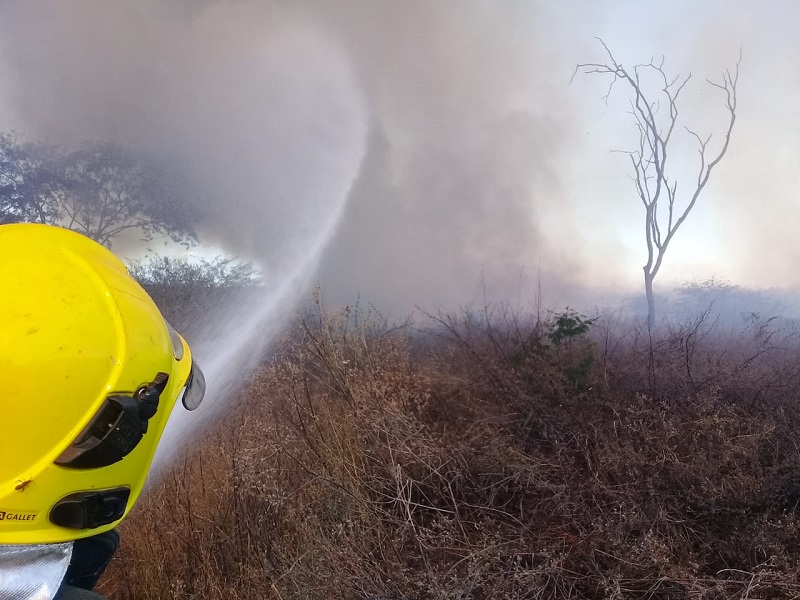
[{"left": 0, "top": 1, "right": 796, "bottom": 312}]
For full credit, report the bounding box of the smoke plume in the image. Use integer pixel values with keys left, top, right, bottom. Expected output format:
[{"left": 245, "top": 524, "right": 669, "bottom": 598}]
[{"left": 0, "top": 1, "right": 580, "bottom": 312}]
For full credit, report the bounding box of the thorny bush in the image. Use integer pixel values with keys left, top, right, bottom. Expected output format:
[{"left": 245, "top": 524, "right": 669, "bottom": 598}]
[{"left": 100, "top": 296, "right": 800, "bottom": 599}]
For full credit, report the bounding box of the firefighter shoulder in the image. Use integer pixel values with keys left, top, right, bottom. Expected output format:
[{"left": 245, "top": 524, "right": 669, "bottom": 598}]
[{"left": 0, "top": 224, "right": 205, "bottom": 597}]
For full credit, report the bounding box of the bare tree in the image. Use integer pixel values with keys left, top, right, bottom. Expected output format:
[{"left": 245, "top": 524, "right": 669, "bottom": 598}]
[{"left": 574, "top": 40, "right": 740, "bottom": 330}]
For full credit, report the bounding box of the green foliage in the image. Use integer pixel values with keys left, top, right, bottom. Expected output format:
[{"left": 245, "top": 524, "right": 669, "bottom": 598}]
[
  {"left": 562, "top": 351, "right": 594, "bottom": 389},
  {"left": 548, "top": 308, "right": 596, "bottom": 389},
  {"left": 548, "top": 308, "right": 596, "bottom": 346}
]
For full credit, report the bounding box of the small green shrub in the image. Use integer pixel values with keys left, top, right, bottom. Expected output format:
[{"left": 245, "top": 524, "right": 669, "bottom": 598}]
[{"left": 547, "top": 308, "right": 596, "bottom": 346}]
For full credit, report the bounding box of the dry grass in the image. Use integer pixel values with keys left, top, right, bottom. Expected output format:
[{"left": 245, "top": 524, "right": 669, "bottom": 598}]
[{"left": 98, "top": 298, "right": 800, "bottom": 599}]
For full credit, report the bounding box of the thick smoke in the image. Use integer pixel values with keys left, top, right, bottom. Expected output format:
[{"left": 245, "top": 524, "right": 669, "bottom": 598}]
[
  {"left": 0, "top": 2, "right": 365, "bottom": 274},
  {"left": 313, "top": 2, "right": 599, "bottom": 310},
  {"left": 315, "top": 3, "right": 577, "bottom": 310},
  {"left": 2, "top": 1, "right": 787, "bottom": 313},
  {"left": 0, "top": 1, "right": 581, "bottom": 312}
]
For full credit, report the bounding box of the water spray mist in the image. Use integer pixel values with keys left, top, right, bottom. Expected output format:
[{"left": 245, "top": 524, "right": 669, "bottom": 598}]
[{"left": 150, "top": 27, "right": 368, "bottom": 475}]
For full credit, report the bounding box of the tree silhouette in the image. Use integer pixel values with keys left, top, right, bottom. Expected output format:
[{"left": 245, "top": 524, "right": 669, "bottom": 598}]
[
  {"left": 61, "top": 141, "right": 197, "bottom": 247},
  {"left": 574, "top": 40, "right": 740, "bottom": 330},
  {"left": 0, "top": 136, "right": 197, "bottom": 248},
  {"left": 0, "top": 133, "right": 63, "bottom": 225}
]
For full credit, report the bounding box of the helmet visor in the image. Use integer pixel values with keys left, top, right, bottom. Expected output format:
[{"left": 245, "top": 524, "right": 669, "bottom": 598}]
[
  {"left": 166, "top": 322, "right": 185, "bottom": 361},
  {"left": 182, "top": 360, "right": 206, "bottom": 411}
]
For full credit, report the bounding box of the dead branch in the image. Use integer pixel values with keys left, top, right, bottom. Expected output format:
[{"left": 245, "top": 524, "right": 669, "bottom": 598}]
[{"left": 575, "top": 39, "right": 741, "bottom": 329}]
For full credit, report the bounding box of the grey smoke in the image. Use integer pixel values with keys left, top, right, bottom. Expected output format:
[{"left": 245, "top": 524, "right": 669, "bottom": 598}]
[
  {"left": 4, "top": 1, "right": 788, "bottom": 314},
  {"left": 0, "top": 1, "right": 579, "bottom": 312}
]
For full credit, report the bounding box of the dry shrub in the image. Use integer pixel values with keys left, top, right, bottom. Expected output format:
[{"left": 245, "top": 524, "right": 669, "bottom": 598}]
[{"left": 99, "top": 299, "right": 800, "bottom": 599}]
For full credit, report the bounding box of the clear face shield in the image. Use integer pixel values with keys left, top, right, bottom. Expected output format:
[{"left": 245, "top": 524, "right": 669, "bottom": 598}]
[
  {"left": 166, "top": 323, "right": 205, "bottom": 411},
  {"left": 182, "top": 360, "right": 206, "bottom": 411}
]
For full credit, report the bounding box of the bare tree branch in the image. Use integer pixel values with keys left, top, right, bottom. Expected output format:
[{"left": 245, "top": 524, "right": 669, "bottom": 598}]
[{"left": 576, "top": 40, "right": 741, "bottom": 329}]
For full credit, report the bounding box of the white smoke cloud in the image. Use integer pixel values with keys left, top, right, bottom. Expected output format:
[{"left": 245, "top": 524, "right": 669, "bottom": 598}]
[
  {"left": 2, "top": 0, "right": 793, "bottom": 310},
  {"left": 0, "top": 1, "right": 584, "bottom": 311}
]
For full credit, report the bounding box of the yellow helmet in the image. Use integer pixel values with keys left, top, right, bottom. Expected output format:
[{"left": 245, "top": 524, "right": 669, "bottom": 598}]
[{"left": 0, "top": 224, "right": 205, "bottom": 545}]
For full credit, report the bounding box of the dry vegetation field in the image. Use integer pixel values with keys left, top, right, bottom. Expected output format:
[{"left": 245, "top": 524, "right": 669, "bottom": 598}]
[{"left": 98, "top": 293, "right": 800, "bottom": 599}]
